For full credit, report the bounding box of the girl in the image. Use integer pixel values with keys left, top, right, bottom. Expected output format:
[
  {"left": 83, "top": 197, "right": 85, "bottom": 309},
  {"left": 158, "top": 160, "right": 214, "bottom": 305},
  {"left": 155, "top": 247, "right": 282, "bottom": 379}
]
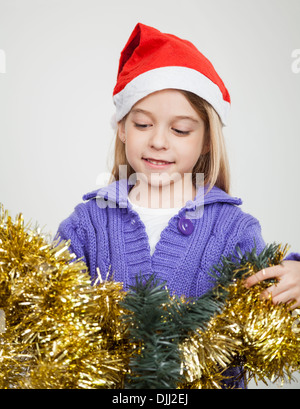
[{"left": 56, "top": 23, "right": 300, "bottom": 388}]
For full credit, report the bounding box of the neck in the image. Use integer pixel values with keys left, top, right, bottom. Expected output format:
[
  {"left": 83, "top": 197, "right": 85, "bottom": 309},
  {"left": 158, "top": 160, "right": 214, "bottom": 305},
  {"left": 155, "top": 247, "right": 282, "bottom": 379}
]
[{"left": 128, "top": 177, "right": 196, "bottom": 209}]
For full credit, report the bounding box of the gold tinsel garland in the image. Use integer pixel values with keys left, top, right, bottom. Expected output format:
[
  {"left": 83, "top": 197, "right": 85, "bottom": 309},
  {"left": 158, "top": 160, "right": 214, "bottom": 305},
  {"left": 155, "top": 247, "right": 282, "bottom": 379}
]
[
  {"left": 0, "top": 205, "right": 300, "bottom": 388},
  {"left": 0, "top": 206, "right": 131, "bottom": 388},
  {"left": 179, "top": 276, "right": 300, "bottom": 388}
]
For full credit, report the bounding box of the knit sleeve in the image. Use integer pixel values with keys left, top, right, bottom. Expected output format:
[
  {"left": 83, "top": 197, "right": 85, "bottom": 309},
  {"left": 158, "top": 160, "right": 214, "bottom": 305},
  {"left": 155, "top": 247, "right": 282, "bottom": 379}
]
[
  {"left": 234, "top": 218, "right": 266, "bottom": 257},
  {"left": 284, "top": 252, "right": 300, "bottom": 262},
  {"left": 54, "top": 206, "right": 88, "bottom": 264},
  {"left": 235, "top": 218, "right": 300, "bottom": 262},
  {"left": 54, "top": 202, "right": 109, "bottom": 283}
]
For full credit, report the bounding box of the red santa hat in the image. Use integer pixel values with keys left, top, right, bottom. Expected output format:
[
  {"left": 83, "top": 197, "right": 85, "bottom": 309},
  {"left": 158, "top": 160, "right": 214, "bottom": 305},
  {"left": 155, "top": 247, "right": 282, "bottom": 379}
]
[{"left": 113, "top": 23, "right": 231, "bottom": 126}]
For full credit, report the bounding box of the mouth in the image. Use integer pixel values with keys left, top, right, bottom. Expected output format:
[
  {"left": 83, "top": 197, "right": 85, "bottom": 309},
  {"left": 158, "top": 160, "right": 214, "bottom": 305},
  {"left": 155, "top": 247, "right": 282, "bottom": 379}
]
[{"left": 143, "top": 158, "right": 175, "bottom": 166}]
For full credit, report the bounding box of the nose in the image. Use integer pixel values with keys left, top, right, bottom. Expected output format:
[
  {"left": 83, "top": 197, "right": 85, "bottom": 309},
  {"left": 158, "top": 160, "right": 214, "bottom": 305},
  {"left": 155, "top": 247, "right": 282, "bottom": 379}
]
[{"left": 148, "top": 126, "right": 169, "bottom": 150}]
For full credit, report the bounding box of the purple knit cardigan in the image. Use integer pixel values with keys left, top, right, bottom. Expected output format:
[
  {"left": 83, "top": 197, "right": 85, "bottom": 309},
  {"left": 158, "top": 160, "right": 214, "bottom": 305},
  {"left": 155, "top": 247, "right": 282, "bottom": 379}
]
[{"left": 56, "top": 179, "right": 300, "bottom": 388}]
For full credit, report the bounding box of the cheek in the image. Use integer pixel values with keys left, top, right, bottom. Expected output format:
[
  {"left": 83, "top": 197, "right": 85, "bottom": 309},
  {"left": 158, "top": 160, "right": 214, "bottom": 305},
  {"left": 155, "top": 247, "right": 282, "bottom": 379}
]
[
  {"left": 176, "top": 139, "right": 202, "bottom": 163},
  {"left": 124, "top": 135, "right": 143, "bottom": 164}
]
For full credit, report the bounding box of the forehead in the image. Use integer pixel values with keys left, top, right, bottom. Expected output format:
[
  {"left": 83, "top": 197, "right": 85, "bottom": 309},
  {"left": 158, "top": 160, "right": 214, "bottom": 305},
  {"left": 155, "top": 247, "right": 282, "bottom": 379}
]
[{"left": 131, "top": 89, "right": 200, "bottom": 119}]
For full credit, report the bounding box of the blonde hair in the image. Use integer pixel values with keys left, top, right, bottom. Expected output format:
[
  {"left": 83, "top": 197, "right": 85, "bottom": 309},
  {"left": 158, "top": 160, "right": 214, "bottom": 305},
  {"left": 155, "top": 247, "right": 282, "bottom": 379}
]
[{"left": 109, "top": 90, "right": 231, "bottom": 195}]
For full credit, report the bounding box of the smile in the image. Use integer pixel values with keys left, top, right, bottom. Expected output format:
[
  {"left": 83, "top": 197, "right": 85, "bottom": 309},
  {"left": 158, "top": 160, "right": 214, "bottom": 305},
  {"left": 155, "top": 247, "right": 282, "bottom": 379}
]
[{"left": 143, "top": 158, "right": 174, "bottom": 166}]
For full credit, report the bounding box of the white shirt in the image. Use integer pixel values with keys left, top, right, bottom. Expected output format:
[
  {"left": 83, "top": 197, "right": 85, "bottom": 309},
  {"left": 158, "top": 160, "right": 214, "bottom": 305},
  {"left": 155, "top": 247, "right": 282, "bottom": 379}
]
[{"left": 128, "top": 197, "right": 181, "bottom": 255}]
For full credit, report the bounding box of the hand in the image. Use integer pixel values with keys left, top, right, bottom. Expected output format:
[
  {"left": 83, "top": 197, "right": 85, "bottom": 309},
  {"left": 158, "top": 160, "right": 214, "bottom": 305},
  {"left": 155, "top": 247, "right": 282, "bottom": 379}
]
[{"left": 244, "top": 260, "right": 300, "bottom": 309}]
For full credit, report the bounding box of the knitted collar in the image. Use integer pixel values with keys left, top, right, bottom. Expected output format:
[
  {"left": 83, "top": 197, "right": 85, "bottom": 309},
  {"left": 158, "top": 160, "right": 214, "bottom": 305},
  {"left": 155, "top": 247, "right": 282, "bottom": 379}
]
[{"left": 83, "top": 179, "right": 242, "bottom": 212}]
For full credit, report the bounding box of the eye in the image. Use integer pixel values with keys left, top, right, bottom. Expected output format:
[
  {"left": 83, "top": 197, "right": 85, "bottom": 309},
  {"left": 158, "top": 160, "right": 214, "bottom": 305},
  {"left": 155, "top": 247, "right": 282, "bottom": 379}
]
[
  {"left": 172, "top": 128, "right": 190, "bottom": 135},
  {"left": 134, "top": 122, "right": 151, "bottom": 129}
]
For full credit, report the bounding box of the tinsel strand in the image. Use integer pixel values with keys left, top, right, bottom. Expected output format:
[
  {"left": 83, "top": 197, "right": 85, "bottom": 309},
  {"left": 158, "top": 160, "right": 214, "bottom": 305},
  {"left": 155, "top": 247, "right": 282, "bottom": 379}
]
[
  {"left": 0, "top": 205, "right": 131, "bottom": 388},
  {"left": 1, "top": 205, "right": 300, "bottom": 389}
]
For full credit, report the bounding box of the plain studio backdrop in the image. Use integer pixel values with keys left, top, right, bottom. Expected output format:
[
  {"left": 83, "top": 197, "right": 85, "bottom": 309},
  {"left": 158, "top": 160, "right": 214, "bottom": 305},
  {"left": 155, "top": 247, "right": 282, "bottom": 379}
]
[{"left": 0, "top": 0, "right": 299, "bottom": 389}]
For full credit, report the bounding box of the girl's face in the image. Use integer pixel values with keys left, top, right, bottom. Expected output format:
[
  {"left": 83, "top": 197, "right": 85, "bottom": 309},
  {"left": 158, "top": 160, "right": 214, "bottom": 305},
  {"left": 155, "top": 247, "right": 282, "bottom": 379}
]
[{"left": 118, "top": 89, "right": 207, "bottom": 189}]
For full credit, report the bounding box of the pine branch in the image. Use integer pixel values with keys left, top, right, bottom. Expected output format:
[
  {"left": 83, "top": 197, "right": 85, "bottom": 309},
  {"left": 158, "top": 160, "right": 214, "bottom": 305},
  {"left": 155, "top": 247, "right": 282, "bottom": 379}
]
[
  {"left": 121, "top": 243, "right": 287, "bottom": 388},
  {"left": 121, "top": 275, "right": 183, "bottom": 389}
]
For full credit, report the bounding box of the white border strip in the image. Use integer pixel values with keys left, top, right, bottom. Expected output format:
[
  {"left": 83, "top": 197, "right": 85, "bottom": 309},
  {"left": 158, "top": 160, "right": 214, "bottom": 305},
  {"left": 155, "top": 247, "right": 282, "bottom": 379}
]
[{"left": 113, "top": 66, "right": 230, "bottom": 126}]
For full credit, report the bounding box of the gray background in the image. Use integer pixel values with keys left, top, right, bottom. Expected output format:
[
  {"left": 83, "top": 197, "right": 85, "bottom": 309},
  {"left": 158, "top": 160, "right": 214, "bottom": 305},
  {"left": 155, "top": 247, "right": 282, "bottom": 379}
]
[{"left": 0, "top": 0, "right": 299, "bottom": 389}]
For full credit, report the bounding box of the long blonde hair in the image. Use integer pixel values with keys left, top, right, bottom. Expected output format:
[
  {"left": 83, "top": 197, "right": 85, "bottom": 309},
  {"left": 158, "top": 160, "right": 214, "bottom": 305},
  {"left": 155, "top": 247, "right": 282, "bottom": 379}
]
[{"left": 109, "top": 90, "right": 231, "bottom": 195}]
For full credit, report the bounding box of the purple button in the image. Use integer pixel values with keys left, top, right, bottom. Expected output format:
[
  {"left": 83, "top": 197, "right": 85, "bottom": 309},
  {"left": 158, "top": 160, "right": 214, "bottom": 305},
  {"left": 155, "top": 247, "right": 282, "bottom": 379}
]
[{"left": 177, "top": 217, "right": 194, "bottom": 236}]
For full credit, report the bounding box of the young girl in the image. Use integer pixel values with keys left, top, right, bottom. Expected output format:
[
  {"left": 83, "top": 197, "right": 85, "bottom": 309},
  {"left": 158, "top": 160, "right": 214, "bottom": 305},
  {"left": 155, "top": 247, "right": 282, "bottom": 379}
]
[{"left": 56, "top": 23, "right": 300, "bottom": 388}]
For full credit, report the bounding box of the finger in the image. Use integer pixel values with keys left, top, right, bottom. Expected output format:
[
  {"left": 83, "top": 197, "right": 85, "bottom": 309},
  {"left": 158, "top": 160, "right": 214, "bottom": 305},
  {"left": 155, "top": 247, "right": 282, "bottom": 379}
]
[
  {"left": 260, "top": 288, "right": 300, "bottom": 309},
  {"left": 244, "top": 264, "right": 284, "bottom": 288},
  {"left": 260, "top": 279, "right": 292, "bottom": 300},
  {"left": 287, "top": 299, "right": 300, "bottom": 310},
  {"left": 272, "top": 290, "right": 297, "bottom": 306},
  {"left": 260, "top": 285, "right": 279, "bottom": 300},
  {"left": 260, "top": 282, "right": 300, "bottom": 309},
  {"left": 273, "top": 296, "right": 300, "bottom": 310}
]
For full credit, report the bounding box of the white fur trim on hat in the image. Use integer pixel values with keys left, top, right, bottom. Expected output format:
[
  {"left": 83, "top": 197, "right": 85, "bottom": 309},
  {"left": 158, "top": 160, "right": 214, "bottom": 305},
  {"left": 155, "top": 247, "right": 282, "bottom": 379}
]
[{"left": 113, "top": 66, "right": 230, "bottom": 126}]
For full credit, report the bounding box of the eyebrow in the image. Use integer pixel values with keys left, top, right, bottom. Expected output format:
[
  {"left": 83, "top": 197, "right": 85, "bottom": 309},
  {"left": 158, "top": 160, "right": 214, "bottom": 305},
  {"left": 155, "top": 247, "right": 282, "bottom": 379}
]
[{"left": 131, "top": 108, "right": 200, "bottom": 124}]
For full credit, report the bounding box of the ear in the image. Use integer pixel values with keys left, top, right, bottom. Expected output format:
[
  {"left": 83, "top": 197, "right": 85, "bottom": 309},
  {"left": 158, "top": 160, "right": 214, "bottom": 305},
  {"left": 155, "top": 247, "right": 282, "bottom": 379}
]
[{"left": 117, "top": 120, "right": 126, "bottom": 143}]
